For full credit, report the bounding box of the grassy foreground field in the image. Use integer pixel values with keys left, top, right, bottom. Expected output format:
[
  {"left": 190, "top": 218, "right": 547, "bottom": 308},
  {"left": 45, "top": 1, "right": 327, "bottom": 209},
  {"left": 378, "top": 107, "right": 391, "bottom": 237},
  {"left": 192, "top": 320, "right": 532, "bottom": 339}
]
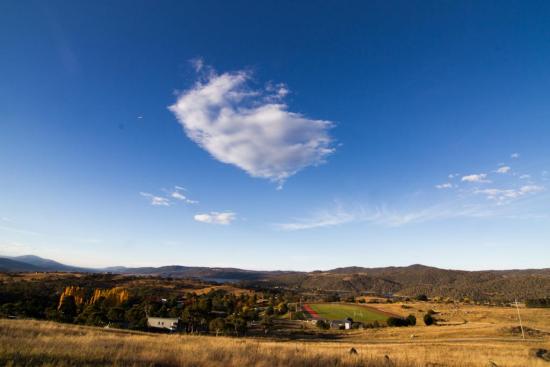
[
  {"left": 1, "top": 317, "right": 549, "bottom": 367},
  {"left": 305, "top": 303, "right": 390, "bottom": 323}
]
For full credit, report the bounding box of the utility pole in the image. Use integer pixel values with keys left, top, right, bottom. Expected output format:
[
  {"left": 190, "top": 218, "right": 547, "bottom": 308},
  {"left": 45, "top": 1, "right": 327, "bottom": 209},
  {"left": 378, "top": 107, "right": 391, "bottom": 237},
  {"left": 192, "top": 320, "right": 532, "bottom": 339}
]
[{"left": 515, "top": 299, "right": 525, "bottom": 340}]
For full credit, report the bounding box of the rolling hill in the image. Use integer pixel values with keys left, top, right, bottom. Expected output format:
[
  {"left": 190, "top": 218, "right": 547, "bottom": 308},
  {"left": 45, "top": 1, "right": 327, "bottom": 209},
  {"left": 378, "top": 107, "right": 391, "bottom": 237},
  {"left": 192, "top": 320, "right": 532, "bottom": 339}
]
[
  {"left": 263, "top": 264, "right": 550, "bottom": 301},
  {"left": 0, "top": 258, "right": 43, "bottom": 272},
  {"left": 1, "top": 254, "right": 549, "bottom": 301},
  {"left": 8, "top": 255, "right": 91, "bottom": 272}
]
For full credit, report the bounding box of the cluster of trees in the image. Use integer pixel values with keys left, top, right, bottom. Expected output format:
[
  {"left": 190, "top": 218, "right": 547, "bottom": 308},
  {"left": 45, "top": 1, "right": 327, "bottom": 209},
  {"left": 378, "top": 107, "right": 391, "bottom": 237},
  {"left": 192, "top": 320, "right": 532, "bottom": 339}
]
[
  {"left": 0, "top": 274, "right": 297, "bottom": 337},
  {"left": 0, "top": 279, "right": 61, "bottom": 320},
  {"left": 55, "top": 289, "right": 291, "bottom": 336},
  {"left": 178, "top": 292, "right": 288, "bottom": 335},
  {"left": 387, "top": 314, "right": 416, "bottom": 327},
  {"left": 385, "top": 312, "right": 436, "bottom": 327},
  {"left": 525, "top": 298, "right": 550, "bottom": 308},
  {"left": 56, "top": 293, "right": 148, "bottom": 329}
]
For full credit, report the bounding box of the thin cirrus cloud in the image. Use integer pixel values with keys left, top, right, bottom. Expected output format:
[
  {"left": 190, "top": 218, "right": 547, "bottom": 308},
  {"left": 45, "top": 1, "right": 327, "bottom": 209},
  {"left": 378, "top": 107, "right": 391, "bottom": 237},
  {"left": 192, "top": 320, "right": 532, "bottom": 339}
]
[
  {"left": 277, "top": 206, "right": 358, "bottom": 230},
  {"left": 170, "top": 186, "right": 199, "bottom": 204},
  {"left": 140, "top": 186, "right": 198, "bottom": 207},
  {"left": 168, "top": 64, "right": 335, "bottom": 187},
  {"left": 140, "top": 192, "right": 171, "bottom": 206},
  {"left": 276, "top": 203, "right": 497, "bottom": 231},
  {"left": 475, "top": 185, "right": 544, "bottom": 203},
  {"left": 278, "top": 188, "right": 546, "bottom": 231},
  {"left": 278, "top": 155, "right": 547, "bottom": 231},
  {"left": 194, "top": 212, "right": 236, "bottom": 225}
]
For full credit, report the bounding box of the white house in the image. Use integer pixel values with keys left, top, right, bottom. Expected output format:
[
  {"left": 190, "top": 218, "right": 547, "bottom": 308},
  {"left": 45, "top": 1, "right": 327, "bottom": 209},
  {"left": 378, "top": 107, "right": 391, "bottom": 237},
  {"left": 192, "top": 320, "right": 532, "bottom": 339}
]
[{"left": 147, "top": 317, "right": 179, "bottom": 331}]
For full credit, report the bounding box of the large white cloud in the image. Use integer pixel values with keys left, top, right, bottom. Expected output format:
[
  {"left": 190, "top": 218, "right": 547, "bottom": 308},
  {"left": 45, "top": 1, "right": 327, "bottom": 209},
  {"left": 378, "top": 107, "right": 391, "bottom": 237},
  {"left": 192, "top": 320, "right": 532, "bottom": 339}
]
[{"left": 169, "top": 70, "right": 335, "bottom": 186}]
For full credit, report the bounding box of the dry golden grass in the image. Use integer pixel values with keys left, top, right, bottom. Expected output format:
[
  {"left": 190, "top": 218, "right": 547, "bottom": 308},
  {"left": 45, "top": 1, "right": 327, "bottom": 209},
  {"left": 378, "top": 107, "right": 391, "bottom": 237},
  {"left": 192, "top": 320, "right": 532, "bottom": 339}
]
[
  {"left": 1, "top": 316, "right": 549, "bottom": 367},
  {"left": 351, "top": 301, "right": 550, "bottom": 341},
  {"left": 0, "top": 273, "right": 84, "bottom": 282},
  {"left": 0, "top": 319, "right": 407, "bottom": 367},
  {"left": 191, "top": 284, "right": 252, "bottom": 295}
]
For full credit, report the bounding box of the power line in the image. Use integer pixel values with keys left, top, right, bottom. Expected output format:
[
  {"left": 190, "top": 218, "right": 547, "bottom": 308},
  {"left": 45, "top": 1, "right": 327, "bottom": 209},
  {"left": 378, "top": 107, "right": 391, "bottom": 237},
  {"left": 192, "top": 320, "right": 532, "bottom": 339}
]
[{"left": 515, "top": 299, "right": 525, "bottom": 340}]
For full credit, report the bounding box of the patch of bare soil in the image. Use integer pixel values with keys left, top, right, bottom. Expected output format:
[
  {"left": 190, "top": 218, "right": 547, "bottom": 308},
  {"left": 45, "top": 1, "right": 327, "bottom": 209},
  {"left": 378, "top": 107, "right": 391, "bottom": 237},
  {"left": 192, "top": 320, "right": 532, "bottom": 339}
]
[{"left": 504, "top": 326, "right": 549, "bottom": 337}]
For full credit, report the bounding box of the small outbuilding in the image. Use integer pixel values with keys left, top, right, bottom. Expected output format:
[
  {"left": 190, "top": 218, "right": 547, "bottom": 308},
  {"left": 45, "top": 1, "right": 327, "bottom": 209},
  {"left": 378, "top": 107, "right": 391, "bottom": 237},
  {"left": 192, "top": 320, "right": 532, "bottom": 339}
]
[{"left": 330, "top": 318, "right": 353, "bottom": 330}]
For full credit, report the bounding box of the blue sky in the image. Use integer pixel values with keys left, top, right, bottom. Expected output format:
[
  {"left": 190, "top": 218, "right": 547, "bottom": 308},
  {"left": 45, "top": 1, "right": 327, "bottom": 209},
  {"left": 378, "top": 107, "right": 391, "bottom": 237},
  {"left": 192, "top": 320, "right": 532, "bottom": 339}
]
[{"left": 1, "top": 0, "right": 549, "bottom": 270}]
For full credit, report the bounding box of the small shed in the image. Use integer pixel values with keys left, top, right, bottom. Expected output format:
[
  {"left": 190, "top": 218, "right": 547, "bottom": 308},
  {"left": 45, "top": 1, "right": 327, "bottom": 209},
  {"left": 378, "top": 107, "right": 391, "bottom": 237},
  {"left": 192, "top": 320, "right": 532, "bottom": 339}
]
[{"left": 330, "top": 318, "right": 353, "bottom": 330}]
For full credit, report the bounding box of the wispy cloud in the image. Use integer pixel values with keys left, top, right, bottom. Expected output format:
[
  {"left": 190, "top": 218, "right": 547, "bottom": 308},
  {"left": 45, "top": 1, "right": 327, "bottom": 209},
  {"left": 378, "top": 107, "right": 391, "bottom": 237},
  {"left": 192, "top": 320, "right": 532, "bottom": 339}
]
[
  {"left": 140, "top": 192, "right": 171, "bottom": 206},
  {"left": 140, "top": 186, "right": 198, "bottom": 206},
  {"left": 511, "top": 152, "right": 520, "bottom": 159},
  {"left": 435, "top": 183, "right": 453, "bottom": 189},
  {"left": 190, "top": 57, "right": 205, "bottom": 72},
  {"left": 462, "top": 173, "right": 491, "bottom": 183},
  {"left": 169, "top": 187, "right": 198, "bottom": 204},
  {"left": 277, "top": 206, "right": 359, "bottom": 230},
  {"left": 276, "top": 202, "right": 499, "bottom": 231},
  {"left": 169, "top": 63, "right": 335, "bottom": 187},
  {"left": 194, "top": 212, "right": 236, "bottom": 225},
  {"left": 495, "top": 166, "right": 511, "bottom": 174},
  {"left": 280, "top": 156, "right": 547, "bottom": 231},
  {"left": 475, "top": 185, "right": 544, "bottom": 204}
]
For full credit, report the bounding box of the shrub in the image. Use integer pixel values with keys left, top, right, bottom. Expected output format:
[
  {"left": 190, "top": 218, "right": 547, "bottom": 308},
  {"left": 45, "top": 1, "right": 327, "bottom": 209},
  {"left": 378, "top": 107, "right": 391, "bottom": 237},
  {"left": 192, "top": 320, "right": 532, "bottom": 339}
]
[
  {"left": 424, "top": 313, "right": 435, "bottom": 326},
  {"left": 416, "top": 294, "right": 428, "bottom": 301},
  {"left": 406, "top": 314, "right": 416, "bottom": 326},
  {"left": 316, "top": 319, "right": 330, "bottom": 330},
  {"left": 526, "top": 298, "right": 550, "bottom": 308},
  {"left": 387, "top": 317, "right": 409, "bottom": 327},
  {"left": 364, "top": 320, "right": 384, "bottom": 329},
  {"left": 387, "top": 314, "right": 416, "bottom": 327}
]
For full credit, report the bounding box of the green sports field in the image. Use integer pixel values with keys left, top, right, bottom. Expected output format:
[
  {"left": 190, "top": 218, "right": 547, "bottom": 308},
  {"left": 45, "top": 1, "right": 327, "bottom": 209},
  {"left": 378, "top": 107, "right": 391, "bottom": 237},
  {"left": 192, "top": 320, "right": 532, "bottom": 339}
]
[{"left": 305, "top": 303, "right": 389, "bottom": 323}]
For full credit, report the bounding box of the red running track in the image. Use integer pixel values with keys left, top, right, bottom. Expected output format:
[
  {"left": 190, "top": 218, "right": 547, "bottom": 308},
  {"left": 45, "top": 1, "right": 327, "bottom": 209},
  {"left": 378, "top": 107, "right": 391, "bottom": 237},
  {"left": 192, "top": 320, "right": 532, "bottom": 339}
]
[{"left": 302, "top": 304, "right": 320, "bottom": 319}]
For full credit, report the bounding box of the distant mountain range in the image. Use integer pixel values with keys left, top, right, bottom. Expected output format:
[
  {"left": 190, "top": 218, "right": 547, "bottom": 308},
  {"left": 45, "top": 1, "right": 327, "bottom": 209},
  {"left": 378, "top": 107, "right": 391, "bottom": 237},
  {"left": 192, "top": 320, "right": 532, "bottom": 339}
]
[
  {"left": 1, "top": 255, "right": 549, "bottom": 301},
  {"left": 0, "top": 255, "right": 92, "bottom": 273},
  {"left": 0, "top": 255, "right": 286, "bottom": 281}
]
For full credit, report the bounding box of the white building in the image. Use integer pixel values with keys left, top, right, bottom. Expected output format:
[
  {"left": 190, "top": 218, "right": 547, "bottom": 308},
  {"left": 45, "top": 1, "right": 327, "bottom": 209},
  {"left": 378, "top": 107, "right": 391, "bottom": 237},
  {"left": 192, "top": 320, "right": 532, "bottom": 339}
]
[
  {"left": 147, "top": 317, "right": 179, "bottom": 331},
  {"left": 330, "top": 319, "right": 353, "bottom": 330}
]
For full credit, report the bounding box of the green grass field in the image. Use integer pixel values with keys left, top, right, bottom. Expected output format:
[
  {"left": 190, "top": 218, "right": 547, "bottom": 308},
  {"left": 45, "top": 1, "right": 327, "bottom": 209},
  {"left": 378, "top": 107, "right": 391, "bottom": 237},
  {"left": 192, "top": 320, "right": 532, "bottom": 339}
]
[{"left": 306, "top": 303, "right": 389, "bottom": 323}]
